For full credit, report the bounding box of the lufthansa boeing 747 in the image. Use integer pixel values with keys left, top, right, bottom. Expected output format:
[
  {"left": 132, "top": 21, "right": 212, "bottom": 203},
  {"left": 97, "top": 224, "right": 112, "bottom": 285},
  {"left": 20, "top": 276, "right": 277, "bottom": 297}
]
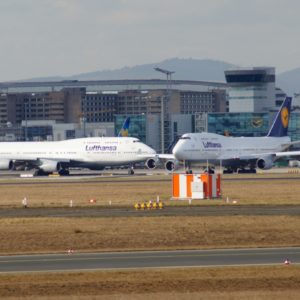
[
  {"left": 171, "top": 97, "right": 300, "bottom": 173},
  {"left": 0, "top": 117, "right": 156, "bottom": 175},
  {"left": 145, "top": 97, "right": 300, "bottom": 173}
]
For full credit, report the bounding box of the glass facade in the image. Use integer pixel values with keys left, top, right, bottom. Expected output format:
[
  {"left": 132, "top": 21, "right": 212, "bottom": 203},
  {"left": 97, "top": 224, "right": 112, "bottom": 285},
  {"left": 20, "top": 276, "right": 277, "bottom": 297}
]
[
  {"left": 114, "top": 114, "right": 146, "bottom": 143},
  {"left": 225, "top": 74, "right": 275, "bottom": 83},
  {"left": 22, "top": 126, "right": 53, "bottom": 141},
  {"left": 288, "top": 112, "right": 300, "bottom": 143},
  {"left": 208, "top": 113, "right": 269, "bottom": 137},
  {"left": 208, "top": 112, "right": 300, "bottom": 142}
]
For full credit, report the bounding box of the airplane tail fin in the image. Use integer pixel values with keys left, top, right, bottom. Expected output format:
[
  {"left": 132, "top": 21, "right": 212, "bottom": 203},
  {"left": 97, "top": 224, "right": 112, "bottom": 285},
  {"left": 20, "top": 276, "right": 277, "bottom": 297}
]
[
  {"left": 118, "top": 117, "right": 130, "bottom": 137},
  {"left": 267, "top": 97, "right": 292, "bottom": 137}
]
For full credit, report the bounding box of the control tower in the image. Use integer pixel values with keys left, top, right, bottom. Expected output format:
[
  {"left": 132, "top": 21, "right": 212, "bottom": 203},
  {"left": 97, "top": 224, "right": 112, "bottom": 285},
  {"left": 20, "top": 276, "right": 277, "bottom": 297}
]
[{"left": 225, "top": 67, "right": 276, "bottom": 113}]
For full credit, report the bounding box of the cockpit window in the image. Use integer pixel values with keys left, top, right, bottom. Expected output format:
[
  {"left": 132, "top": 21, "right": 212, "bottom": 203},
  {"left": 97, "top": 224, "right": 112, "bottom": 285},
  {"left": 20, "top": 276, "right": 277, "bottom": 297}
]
[
  {"left": 179, "top": 136, "right": 191, "bottom": 140},
  {"left": 133, "top": 139, "right": 141, "bottom": 143}
]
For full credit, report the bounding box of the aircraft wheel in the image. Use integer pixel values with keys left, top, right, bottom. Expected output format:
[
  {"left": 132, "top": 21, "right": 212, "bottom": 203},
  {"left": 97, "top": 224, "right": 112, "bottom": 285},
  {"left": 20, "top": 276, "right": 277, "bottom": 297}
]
[
  {"left": 59, "top": 169, "right": 70, "bottom": 176},
  {"left": 35, "top": 169, "right": 48, "bottom": 176},
  {"left": 128, "top": 168, "right": 134, "bottom": 175},
  {"left": 204, "top": 168, "right": 214, "bottom": 174}
]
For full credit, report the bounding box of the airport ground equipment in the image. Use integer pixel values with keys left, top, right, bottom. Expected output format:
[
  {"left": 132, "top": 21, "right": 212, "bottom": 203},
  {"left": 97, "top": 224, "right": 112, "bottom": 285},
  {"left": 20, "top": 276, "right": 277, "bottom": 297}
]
[{"left": 172, "top": 173, "right": 221, "bottom": 200}]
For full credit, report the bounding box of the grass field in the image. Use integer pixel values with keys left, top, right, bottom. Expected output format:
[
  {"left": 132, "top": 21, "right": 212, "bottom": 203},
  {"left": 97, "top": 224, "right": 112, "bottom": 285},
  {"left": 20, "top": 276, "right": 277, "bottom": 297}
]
[
  {"left": 0, "top": 173, "right": 300, "bottom": 207},
  {"left": 1, "top": 266, "right": 299, "bottom": 299},
  {"left": 1, "top": 173, "right": 300, "bottom": 299},
  {"left": 0, "top": 173, "right": 299, "bottom": 254},
  {"left": 0, "top": 215, "right": 299, "bottom": 254}
]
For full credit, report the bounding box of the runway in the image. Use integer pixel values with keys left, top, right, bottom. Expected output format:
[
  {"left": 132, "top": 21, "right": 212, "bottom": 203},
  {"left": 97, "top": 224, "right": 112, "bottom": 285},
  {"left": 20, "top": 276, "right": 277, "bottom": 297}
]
[{"left": 0, "top": 247, "right": 299, "bottom": 273}]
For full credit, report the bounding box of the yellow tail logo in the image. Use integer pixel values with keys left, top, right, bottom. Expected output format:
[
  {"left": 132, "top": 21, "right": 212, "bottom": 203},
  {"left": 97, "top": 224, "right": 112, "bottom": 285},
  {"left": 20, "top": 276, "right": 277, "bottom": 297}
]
[{"left": 281, "top": 107, "right": 289, "bottom": 128}]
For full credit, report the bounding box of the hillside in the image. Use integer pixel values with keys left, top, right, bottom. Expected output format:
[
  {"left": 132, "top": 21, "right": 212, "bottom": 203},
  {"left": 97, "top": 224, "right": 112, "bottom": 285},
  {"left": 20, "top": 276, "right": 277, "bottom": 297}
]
[
  {"left": 22, "top": 57, "right": 300, "bottom": 95},
  {"left": 277, "top": 68, "right": 300, "bottom": 95},
  {"left": 25, "top": 58, "right": 236, "bottom": 83}
]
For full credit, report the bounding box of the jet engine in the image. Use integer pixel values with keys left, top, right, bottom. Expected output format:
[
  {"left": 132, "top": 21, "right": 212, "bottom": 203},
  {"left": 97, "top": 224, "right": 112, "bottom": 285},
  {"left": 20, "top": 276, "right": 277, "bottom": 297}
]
[
  {"left": 256, "top": 156, "right": 273, "bottom": 170},
  {"left": 165, "top": 159, "right": 180, "bottom": 172},
  {"left": 38, "top": 159, "right": 61, "bottom": 173},
  {"left": 145, "top": 158, "right": 158, "bottom": 170},
  {"left": 0, "top": 159, "right": 13, "bottom": 170}
]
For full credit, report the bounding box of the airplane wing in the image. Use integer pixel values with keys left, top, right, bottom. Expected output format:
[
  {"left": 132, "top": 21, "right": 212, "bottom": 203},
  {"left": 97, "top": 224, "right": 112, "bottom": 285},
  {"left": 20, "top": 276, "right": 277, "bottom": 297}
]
[
  {"left": 155, "top": 154, "right": 175, "bottom": 160},
  {"left": 219, "top": 150, "right": 300, "bottom": 161},
  {"left": 11, "top": 157, "right": 70, "bottom": 163},
  {"left": 140, "top": 153, "right": 177, "bottom": 172},
  {"left": 281, "top": 140, "right": 300, "bottom": 150},
  {"left": 137, "top": 153, "right": 175, "bottom": 160},
  {"left": 218, "top": 154, "right": 262, "bottom": 161},
  {"left": 275, "top": 151, "right": 300, "bottom": 158}
]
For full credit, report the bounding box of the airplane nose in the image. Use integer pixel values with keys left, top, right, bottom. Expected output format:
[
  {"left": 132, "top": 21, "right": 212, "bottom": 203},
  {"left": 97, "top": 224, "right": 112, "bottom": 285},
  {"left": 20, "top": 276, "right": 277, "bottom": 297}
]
[
  {"left": 146, "top": 145, "right": 156, "bottom": 154},
  {"left": 173, "top": 143, "right": 184, "bottom": 160},
  {"left": 149, "top": 148, "right": 156, "bottom": 154}
]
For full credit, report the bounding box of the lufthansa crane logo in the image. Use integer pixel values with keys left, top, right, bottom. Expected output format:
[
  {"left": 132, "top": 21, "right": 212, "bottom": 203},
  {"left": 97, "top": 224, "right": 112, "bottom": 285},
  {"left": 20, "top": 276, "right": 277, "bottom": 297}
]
[
  {"left": 281, "top": 107, "right": 289, "bottom": 128},
  {"left": 251, "top": 118, "right": 263, "bottom": 128}
]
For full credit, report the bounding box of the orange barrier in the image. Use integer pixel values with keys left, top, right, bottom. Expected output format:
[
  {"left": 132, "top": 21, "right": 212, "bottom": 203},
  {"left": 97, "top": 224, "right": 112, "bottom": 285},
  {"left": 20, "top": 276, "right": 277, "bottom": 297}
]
[{"left": 172, "top": 173, "right": 221, "bottom": 200}]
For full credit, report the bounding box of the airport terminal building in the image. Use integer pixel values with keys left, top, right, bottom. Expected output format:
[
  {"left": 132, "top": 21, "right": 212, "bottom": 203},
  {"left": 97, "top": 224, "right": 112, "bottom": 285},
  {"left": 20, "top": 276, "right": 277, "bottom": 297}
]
[
  {"left": 0, "top": 79, "right": 227, "bottom": 151},
  {"left": 1, "top": 70, "right": 299, "bottom": 150}
]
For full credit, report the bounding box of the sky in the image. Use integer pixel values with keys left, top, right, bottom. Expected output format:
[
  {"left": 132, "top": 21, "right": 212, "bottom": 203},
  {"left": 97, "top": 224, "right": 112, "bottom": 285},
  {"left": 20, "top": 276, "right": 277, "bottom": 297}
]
[{"left": 0, "top": 0, "right": 299, "bottom": 81}]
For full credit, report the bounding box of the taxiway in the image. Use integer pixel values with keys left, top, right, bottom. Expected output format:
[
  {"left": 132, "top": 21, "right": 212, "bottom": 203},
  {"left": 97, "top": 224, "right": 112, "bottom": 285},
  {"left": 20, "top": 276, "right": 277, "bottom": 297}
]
[{"left": 0, "top": 247, "right": 299, "bottom": 273}]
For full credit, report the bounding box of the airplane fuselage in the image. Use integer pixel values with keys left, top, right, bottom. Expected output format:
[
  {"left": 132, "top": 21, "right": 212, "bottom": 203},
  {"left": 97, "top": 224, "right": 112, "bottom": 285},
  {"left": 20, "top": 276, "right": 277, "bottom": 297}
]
[
  {"left": 0, "top": 137, "right": 156, "bottom": 170},
  {"left": 173, "top": 132, "right": 290, "bottom": 163}
]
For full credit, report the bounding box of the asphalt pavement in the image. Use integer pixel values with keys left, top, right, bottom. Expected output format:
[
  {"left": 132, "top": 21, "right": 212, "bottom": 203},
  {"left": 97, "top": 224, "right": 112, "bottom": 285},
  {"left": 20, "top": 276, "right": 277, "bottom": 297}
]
[
  {"left": 0, "top": 205, "right": 300, "bottom": 218},
  {"left": 0, "top": 247, "right": 299, "bottom": 273}
]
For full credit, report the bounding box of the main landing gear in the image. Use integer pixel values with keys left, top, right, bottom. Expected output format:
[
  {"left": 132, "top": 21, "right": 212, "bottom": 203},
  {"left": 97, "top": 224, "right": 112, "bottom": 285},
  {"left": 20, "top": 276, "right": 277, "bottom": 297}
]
[
  {"left": 223, "top": 167, "right": 257, "bottom": 174},
  {"left": 204, "top": 167, "right": 215, "bottom": 174},
  {"left": 184, "top": 161, "right": 216, "bottom": 174},
  {"left": 128, "top": 166, "right": 134, "bottom": 175},
  {"left": 184, "top": 161, "right": 193, "bottom": 174},
  {"left": 237, "top": 168, "right": 256, "bottom": 174},
  {"left": 58, "top": 168, "right": 70, "bottom": 176}
]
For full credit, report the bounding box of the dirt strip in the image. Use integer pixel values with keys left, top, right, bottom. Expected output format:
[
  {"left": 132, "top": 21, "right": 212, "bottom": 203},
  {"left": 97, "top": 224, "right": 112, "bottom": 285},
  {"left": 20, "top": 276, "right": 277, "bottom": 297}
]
[
  {"left": 0, "top": 216, "right": 299, "bottom": 254},
  {"left": 0, "top": 266, "right": 299, "bottom": 299}
]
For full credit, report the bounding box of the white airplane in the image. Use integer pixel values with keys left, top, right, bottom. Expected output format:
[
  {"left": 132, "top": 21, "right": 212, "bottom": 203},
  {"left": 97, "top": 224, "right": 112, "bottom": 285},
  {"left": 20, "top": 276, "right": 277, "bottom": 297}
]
[
  {"left": 0, "top": 117, "right": 156, "bottom": 175},
  {"left": 147, "top": 97, "right": 300, "bottom": 173}
]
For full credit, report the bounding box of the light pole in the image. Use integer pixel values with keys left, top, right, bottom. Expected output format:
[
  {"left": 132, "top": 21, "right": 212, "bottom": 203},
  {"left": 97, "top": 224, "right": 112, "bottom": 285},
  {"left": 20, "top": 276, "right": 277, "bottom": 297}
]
[
  {"left": 24, "top": 101, "right": 28, "bottom": 141},
  {"left": 154, "top": 67, "right": 175, "bottom": 153},
  {"left": 82, "top": 95, "right": 87, "bottom": 137},
  {"left": 42, "top": 97, "right": 45, "bottom": 120}
]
